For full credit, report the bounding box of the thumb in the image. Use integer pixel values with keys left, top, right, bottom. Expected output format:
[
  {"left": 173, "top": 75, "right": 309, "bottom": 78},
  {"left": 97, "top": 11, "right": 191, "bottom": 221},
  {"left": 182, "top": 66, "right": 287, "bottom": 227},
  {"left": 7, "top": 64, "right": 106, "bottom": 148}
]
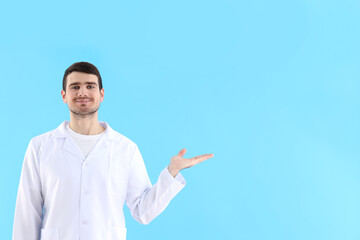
[{"left": 178, "top": 148, "right": 187, "bottom": 157}]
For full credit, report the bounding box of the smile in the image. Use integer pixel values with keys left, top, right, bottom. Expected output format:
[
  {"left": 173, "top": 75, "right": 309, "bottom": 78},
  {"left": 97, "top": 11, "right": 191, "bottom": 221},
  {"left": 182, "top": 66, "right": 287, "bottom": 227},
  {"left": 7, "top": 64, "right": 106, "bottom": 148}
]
[{"left": 76, "top": 100, "right": 91, "bottom": 103}]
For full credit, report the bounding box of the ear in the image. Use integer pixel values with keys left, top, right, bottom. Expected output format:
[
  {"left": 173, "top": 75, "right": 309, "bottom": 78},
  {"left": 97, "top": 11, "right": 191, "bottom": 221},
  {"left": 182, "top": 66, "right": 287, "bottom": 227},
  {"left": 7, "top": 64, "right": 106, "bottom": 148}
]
[
  {"left": 100, "top": 88, "right": 105, "bottom": 102},
  {"left": 61, "top": 89, "right": 67, "bottom": 103}
]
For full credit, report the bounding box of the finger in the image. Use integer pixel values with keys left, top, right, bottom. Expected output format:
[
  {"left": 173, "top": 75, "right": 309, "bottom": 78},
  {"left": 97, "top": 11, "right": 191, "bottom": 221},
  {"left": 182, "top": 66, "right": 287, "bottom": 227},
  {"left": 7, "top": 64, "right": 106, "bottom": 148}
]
[
  {"left": 178, "top": 148, "right": 187, "bottom": 157},
  {"left": 189, "top": 153, "right": 214, "bottom": 165}
]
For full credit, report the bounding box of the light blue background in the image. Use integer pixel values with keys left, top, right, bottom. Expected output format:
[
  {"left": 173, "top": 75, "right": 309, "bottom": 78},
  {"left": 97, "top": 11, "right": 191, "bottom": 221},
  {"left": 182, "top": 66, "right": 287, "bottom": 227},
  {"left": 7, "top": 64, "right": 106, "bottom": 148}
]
[{"left": 1, "top": 0, "right": 360, "bottom": 239}]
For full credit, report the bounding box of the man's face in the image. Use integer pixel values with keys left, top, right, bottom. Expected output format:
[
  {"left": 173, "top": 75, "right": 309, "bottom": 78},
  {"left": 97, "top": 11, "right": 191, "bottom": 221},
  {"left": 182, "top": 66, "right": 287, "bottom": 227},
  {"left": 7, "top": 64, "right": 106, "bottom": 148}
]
[{"left": 61, "top": 72, "right": 104, "bottom": 117}]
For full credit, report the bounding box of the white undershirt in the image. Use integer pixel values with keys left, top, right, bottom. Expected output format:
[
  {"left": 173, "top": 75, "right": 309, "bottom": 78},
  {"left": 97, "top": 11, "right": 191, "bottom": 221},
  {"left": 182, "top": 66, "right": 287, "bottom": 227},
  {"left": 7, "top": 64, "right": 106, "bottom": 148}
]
[{"left": 66, "top": 123, "right": 105, "bottom": 158}]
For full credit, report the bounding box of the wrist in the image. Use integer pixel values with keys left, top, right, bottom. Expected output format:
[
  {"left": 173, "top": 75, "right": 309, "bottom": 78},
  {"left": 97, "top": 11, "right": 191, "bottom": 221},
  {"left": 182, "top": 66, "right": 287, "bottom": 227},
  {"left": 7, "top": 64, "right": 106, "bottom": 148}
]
[{"left": 167, "top": 165, "right": 179, "bottom": 178}]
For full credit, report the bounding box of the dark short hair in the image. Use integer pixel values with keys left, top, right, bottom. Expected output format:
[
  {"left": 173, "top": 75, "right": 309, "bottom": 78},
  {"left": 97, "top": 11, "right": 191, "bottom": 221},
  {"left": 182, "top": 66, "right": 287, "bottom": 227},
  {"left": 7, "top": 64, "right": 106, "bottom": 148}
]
[{"left": 63, "top": 62, "right": 103, "bottom": 92}]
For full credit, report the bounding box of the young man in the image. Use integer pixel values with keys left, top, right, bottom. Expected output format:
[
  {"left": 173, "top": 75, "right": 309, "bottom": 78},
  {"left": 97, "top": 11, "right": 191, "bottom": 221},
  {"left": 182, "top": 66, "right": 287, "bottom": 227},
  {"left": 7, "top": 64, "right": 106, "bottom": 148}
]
[{"left": 12, "top": 62, "right": 214, "bottom": 240}]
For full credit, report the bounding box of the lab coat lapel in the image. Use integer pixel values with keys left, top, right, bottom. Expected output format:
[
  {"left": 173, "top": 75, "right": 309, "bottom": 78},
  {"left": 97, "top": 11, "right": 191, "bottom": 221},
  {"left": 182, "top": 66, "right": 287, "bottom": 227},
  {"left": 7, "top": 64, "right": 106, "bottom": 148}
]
[
  {"left": 53, "top": 121, "right": 83, "bottom": 160},
  {"left": 62, "top": 134, "right": 84, "bottom": 160},
  {"left": 85, "top": 134, "right": 109, "bottom": 161},
  {"left": 85, "top": 121, "right": 115, "bottom": 161}
]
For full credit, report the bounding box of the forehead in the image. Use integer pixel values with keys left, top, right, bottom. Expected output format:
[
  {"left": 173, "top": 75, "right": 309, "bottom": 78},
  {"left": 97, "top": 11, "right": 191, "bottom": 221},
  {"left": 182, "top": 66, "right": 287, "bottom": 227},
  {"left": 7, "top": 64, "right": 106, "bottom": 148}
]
[{"left": 67, "top": 71, "right": 98, "bottom": 85}]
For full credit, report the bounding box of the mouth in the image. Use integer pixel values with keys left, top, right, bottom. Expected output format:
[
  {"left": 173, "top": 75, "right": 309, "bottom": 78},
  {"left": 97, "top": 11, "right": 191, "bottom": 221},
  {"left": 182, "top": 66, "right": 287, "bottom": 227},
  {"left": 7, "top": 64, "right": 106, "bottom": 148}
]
[{"left": 75, "top": 99, "right": 91, "bottom": 103}]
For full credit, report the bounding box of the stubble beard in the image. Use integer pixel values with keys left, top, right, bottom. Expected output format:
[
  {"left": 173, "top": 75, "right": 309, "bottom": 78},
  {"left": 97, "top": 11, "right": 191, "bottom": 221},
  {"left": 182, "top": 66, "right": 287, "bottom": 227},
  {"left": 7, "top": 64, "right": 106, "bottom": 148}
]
[{"left": 69, "top": 102, "right": 100, "bottom": 119}]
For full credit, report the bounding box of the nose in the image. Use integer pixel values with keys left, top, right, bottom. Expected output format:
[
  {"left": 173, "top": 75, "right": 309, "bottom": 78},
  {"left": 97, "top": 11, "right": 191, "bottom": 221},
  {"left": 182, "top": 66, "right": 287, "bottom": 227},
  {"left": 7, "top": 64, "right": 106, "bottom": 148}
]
[{"left": 77, "top": 87, "right": 88, "bottom": 97}]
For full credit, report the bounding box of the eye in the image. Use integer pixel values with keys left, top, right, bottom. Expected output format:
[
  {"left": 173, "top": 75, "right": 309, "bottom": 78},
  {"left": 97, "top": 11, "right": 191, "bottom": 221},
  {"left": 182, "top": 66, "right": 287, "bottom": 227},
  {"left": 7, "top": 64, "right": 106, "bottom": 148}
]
[
  {"left": 72, "top": 86, "right": 79, "bottom": 89},
  {"left": 87, "top": 85, "right": 94, "bottom": 89}
]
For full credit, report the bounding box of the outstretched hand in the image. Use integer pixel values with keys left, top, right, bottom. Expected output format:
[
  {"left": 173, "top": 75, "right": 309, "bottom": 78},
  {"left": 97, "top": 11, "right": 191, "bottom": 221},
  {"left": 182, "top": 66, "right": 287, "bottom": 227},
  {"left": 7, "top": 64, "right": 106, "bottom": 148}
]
[{"left": 167, "top": 148, "right": 214, "bottom": 177}]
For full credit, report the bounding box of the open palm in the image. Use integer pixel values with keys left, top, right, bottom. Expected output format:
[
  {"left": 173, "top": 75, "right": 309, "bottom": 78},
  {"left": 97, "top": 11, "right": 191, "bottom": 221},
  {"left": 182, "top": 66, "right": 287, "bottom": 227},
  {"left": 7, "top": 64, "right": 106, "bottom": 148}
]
[{"left": 167, "top": 148, "right": 214, "bottom": 177}]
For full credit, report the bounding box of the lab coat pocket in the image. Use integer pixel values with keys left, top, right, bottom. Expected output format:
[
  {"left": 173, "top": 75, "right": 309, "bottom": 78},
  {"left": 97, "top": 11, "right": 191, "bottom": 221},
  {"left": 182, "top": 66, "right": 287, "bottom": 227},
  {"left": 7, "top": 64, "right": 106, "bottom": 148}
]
[
  {"left": 107, "top": 226, "right": 127, "bottom": 240},
  {"left": 40, "top": 228, "right": 59, "bottom": 240}
]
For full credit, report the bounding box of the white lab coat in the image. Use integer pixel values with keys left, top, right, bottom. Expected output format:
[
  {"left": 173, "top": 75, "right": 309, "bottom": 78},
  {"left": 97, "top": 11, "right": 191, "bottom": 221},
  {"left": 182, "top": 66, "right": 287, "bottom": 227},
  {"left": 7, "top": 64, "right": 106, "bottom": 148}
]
[{"left": 13, "top": 121, "right": 186, "bottom": 240}]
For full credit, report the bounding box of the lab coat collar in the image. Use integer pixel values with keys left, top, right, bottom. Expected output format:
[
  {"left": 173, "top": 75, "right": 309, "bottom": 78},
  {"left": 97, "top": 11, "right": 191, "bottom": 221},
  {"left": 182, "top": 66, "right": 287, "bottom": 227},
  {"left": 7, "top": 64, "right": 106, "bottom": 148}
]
[
  {"left": 53, "top": 120, "right": 119, "bottom": 161},
  {"left": 53, "top": 120, "right": 118, "bottom": 141}
]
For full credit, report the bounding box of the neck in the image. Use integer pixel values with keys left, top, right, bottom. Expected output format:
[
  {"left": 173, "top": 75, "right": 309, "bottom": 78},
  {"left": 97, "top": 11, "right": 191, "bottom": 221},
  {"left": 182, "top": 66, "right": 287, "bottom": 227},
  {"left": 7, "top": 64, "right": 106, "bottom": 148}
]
[{"left": 68, "top": 112, "right": 105, "bottom": 135}]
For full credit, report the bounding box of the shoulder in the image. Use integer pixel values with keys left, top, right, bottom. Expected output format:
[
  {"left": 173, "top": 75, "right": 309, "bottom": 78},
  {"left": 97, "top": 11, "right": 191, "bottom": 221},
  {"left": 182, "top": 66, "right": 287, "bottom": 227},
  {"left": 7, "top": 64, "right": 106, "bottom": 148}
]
[
  {"left": 104, "top": 123, "right": 140, "bottom": 157},
  {"left": 28, "top": 127, "right": 60, "bottom": 150},
  {"left": 108, "top": 128, "right": 138, "bottom": 148},
  {"left": 27, "top": 120, "right": 71, "bottom": 151}
]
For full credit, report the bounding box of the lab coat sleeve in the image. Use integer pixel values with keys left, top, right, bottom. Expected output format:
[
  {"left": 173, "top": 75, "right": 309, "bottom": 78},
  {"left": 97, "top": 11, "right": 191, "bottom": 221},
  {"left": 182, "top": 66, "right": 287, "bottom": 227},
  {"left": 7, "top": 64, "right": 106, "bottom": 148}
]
[
  {"left": 125, "top": 145, "right": 186, "bottom": 225},
  {"left": 13, "top": 139, "right": 44, "bottom": 240}
]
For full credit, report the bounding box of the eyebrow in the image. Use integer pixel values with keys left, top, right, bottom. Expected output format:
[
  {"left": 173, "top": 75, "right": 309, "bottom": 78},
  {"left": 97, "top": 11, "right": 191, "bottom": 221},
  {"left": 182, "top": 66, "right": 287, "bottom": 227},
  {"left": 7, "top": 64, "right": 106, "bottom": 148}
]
[{"left": 68, "top": 82, "right": 98, "bottom": 87}]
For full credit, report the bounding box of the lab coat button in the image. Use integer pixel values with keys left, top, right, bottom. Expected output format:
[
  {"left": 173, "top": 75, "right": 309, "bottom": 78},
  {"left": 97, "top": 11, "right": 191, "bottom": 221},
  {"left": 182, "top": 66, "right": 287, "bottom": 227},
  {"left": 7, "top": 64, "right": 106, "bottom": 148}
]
[{"left": 82, "top": 220, "right": 87, "bottom": 224}]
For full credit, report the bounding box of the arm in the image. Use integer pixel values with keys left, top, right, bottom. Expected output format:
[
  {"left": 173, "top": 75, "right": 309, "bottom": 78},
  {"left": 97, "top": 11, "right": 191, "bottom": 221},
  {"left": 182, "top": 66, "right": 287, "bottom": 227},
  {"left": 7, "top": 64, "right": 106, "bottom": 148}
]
[
  {"left": 125, "top": 145, "right": 186, "bottom": 225},
  {"left": 13, "top": 139, "right": 44, "bottom": 240},
  {"left": 125, "top": 146, "right": 214, "bottom": 225}
]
